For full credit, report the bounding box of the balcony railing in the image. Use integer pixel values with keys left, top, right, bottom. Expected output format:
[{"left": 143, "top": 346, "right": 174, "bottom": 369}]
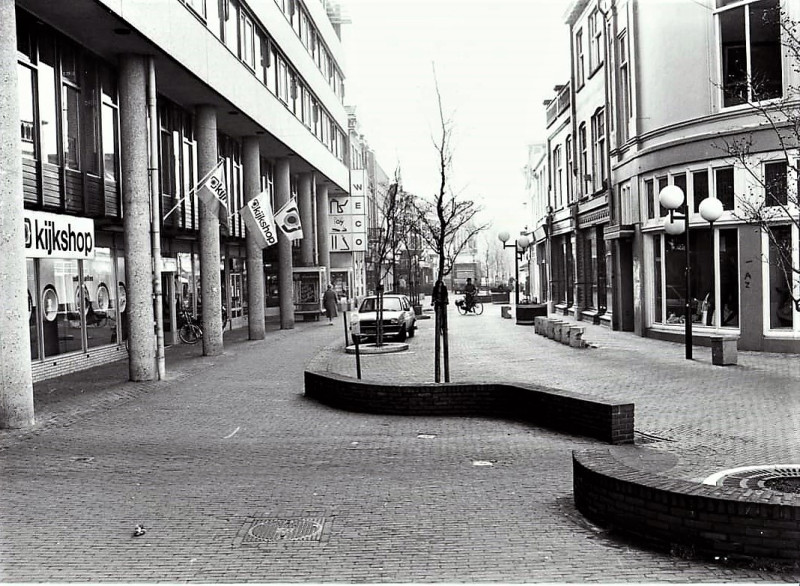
[{"left": 545, "top": 83, "right": 570, "bottom": 128}]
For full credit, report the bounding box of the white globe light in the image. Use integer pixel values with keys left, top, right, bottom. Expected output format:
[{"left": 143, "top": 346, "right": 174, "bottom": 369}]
[
  {"left": 516, "top": 235, "right": 530, "bottom": 250},
  {"left": 663, "top": 216, "right": 685, "bottom": 236},
  {"left": 659, "top": 185, "right": 685, "bottom": 210},
  {"left": 498, "top": 231, "right": 510, "bottom": 244},
  {"left": 698, "top": 197, "right": 724, "bottom": 223}
]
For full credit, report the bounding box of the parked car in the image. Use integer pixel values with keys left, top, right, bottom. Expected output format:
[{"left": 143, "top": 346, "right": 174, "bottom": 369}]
[{"left": 353, "top": 294, "right": 416, "bottom": 343}]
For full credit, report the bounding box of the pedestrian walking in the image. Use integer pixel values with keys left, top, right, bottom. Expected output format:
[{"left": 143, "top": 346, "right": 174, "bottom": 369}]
[{"left": 323, "top": 284, "right": 338, "bottom": 325}]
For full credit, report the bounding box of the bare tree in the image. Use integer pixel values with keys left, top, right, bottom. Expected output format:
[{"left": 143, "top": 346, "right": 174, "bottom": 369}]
[
  {"left": 714, "top": 6, "right": 800, "bottom": 321},
  {"left": 414, "top": 67, "right": 488, "bottom": 381}
]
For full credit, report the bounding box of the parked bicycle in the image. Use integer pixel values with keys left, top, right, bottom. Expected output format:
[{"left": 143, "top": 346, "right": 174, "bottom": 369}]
[{"left": 178, "top": 307, "right": 202, "bottom": 344}]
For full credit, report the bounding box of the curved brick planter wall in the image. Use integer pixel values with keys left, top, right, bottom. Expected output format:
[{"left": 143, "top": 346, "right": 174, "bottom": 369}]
[
  {"left": 304, "top": 370, "right": 634, "bottom": 444},
  {"left": 573, "top": 449, "right": 800, "bottom": 561}
]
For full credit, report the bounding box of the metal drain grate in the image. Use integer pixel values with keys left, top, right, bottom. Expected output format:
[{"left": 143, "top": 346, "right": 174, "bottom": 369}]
[
  {"left": 702, "top": 464, "right": 800, "bottom": 492},
  {"left": 241, "top": 517, "right": 327, "bottom": 543}
]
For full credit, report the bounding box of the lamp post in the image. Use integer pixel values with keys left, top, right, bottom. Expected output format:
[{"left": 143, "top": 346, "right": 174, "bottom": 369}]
[
  {"left": 498, "top": 231, "right": 531, "bottom": 305},
  {"left": 658, "top": 185, "right": 723, "bottom": 360}
]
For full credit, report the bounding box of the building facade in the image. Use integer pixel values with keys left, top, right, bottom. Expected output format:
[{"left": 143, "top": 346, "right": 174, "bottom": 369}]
[
  {"left": 2, "top": 0, "right": 359, "bottom": 426},
  {"left": 531, "top": 0, "right": 800, "bottom": 354}
]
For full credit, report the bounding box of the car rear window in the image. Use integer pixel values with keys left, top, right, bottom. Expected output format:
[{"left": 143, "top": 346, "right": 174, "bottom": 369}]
[{"left": 360, "top": 297, "right": 403, "bottom": 312}]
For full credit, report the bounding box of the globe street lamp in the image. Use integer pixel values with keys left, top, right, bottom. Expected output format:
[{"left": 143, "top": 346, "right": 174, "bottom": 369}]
[
  {"left": 658, "top": 185, "right": 724, "bottom": 360},
  {"left": 498, "top": 231, "right": 531, "bottom": 305}
]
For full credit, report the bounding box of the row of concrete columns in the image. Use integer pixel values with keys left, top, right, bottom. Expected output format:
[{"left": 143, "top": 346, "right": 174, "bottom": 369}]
[{"left": 0, "top": 39, "right": 334, "bottom": 428}]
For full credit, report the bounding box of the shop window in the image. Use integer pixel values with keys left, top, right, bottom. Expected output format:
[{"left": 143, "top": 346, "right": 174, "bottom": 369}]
[
  {"left": 769, "top": 226, "right": 794, "bottom": 329},
  {"left": 718, "top": 0, "right": 782, "bottom": 107},
  {"left": 63, "top": 85, "right": 81, "bottom": 170},
  {"left": 764, "top": 161, "right": 788, "bottom": 206},
  {"left": 657, "top": 176, "right": 668, "bottom": 217},
  {"left": 40, "top": 259, "right": 83, "bottom": 357},
  {"left": 27, "top": 259, "right": 39, "bottom": 360},
  {"left": 718, "top": 229, "right": 739, "bottom": 327},
  {"left": 84, "top": 248, "right": 117, "bottom": 349},
  {"left": 654, "top": 235, "right": 663, "bottom": 323},
  {"left": 715, "top": 167, "right": 735, "bottom": 210}
]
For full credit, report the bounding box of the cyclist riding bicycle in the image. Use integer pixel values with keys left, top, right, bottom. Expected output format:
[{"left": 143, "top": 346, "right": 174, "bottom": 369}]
[{"left": 463, "top": 277, "right": 477, "bottom": 312}]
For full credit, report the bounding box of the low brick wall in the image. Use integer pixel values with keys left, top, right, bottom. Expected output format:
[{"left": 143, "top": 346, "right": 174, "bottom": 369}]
[
  {"left": 31, "top": 345, "right": 128, "bottom": 383},
  {"left": 573, "top": 449, "right": 800, "bottom": 561},
  {"left": 304, "top": 371, "right": 634, "bottom": 444}
]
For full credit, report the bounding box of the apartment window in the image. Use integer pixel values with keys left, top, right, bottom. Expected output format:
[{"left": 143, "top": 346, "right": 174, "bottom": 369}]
[
  {"left": 646, "top": 178, "right": 655, "bottom": 220},
  {"left": 578, "top": 123, "right": 588, "bottom": 196},
  {"left": 277, "top": 56, "right": 288, "bottom": 104},
  {"left": 553, "top": 145, "right": 563, "bottom": 209},
  {"left": 576, "top": 29, "right": 585, "bottom": 87},
  {"left": 715, "top": 167, "right": 735, "bottom": 210},
  {"left": 657, "top": 176, "right": 668, "bottom": 216},
  {"left": 588, "top": 11, "right": 597, "bottom": 71},
  {"left": 764, "top": 161, "right": 788, "bottom": 206},
  {"left": 718, "top": 0, "right": 782, "bottom": 106},
  {"left": 565, "top": 135, "right": 573, "bottom": 202},
  {"left": 618, "top": 30, "right": 631, "bottom": 142},
  {"left": 589, "top": 9, "right": 602, "bottom": 72},
  {"left": 223, "top": 0, "right": 239, "bottom": 54},
  {"left": 591, "top": 108, "right": 606, "bottom": 191},
  {"left": 184, "top": 0, "right": 206, "bottom": 18},
  {"left": 240, "top": 11, "right": 255, "bottom": 70}
]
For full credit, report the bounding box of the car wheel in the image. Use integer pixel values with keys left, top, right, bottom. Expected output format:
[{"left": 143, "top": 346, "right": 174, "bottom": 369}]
[
  {"left": 396, "top": 326, "right": 407, "bottom": 342},
  {"left": 407, "top": 322, "right": 415, "bottom": 338}
]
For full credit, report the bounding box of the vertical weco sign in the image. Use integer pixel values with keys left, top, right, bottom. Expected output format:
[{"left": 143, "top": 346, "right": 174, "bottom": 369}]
[{"left": 23, "top": 210, "right": 95, "bottom": 259}]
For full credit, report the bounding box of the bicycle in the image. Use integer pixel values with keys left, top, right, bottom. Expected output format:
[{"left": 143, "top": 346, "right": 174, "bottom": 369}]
[
  {"left": 455, "top": 296, "right": 483, "bottom": 316},
  {"left": 178, "top": 308, "right": 202, "bottom": 344}
]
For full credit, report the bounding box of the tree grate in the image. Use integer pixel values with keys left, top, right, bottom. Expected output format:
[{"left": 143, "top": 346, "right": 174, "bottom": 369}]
[{"left": 703, "top": 464, "right": 800, "bottom": 492}]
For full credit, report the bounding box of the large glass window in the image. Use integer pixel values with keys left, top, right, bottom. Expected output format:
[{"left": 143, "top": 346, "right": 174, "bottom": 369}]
[
  {"left": 84, "top": 248, "right": 117, "bottom": 349},
  {"left": 63, "top": 85, "right": 81, "bottom": 170},
  {"left": 40, "top": 259, "right": 82, "bottom": 357},
  {"left": 719, "top": 0, "right": 782, "bottom": 107},
  {"left": 645, "top": 178, "right": 655, "bottom": 220},
  {"left": 101, "top": 103, "right": 118, "bottom": 182},
  {"left": 693, "top": 170, "right": 709, "bottom": 213},
  {"left": 27, "top": 259, "right": 39, "bottom": 360},
  {"left": 653, "top": 229, "right": 739, "bottom": 328},
  {"left": 768, "top": 226, "right": 795, "bottom": 329}
]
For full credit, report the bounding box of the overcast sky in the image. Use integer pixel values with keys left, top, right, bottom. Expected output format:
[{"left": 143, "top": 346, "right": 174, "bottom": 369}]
[{"left": 341, "top": 0, "right": 571, "bottom": 238}]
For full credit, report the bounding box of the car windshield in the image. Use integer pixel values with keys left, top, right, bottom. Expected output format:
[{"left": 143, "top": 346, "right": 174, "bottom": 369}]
[{"left": 360, "top": 297, "right": 403, "bottom": 312}]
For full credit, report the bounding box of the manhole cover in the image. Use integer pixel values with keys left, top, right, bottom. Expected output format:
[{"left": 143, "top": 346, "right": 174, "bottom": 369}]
[
  {"left": 243, "top": 518, "right": 326, "bottom": 543},
  {"left": 703, "top": 464, "right": 800, "bottom": 493}
]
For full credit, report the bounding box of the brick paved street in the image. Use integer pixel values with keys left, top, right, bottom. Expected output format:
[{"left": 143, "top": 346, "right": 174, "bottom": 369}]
[{"left": 1, "top": 302, "right": 799, "bottom": 582}]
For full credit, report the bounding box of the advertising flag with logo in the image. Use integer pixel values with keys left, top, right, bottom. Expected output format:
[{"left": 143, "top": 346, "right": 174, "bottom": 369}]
[
  {"left": 274, "top": 199, "right": 303, "bottom": 241},
  {"left": 197, "top": 161, "right": 229, "bottom": 226},
  {"left": 240, "top": 190, "right": 278, "bottom": 249}
]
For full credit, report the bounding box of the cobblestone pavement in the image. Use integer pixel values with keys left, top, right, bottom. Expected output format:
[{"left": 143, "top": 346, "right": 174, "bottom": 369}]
[{"left": 1, "top": 303, "right": 799, "bottom": 582}]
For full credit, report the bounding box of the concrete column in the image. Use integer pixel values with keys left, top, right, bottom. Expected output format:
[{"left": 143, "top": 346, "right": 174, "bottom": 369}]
[
  {"left": 275, "top": 158, "right": 294, "bottom": 329},
  {"left": 119, "top": 55, "right": 156, "bottom": 381},
  {"left": 298, "top": 173, "right": 314, "bottom": 266},
  {"left": 243, "top": 137, "right": 265, "bottom": 340},
  {"left": 0, "top": 4, "right": 35, "bottom": 429},
  {"left": 316, "top": 182, "right": 331, "bottom": 279},
  {"left": 196, "top": 105, "right": 224, "bottom": 355}
]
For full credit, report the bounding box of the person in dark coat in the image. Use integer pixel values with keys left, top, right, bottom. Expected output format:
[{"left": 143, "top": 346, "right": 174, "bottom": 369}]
[{"left": 323, "top": 284, "right": 338, "bottom": 324}]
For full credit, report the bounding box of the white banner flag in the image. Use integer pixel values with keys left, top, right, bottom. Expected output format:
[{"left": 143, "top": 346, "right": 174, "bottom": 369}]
[
  {"left": 197, "top": 162, "right": 229, "bottom": 224},
  {"left": 241, "top": 190, "right": 278, "bottom": 248},
  {"left": 275, "top": 199, "right": 303, "bottom": 241}
]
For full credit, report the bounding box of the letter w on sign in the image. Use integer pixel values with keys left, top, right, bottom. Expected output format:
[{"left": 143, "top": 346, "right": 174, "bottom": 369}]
[{"left": 197, "top": 162, "right": 229, "bottom": 226}]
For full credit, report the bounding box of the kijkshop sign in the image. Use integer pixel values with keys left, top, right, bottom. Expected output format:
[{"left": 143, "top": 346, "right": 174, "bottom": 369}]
[{"left": 23, "top": 210, "right": 95, "bottom": 259}]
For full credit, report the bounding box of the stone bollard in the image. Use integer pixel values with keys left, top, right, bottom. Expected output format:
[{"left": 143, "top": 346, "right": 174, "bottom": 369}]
[
  {"left": 501, "top": 305, "right": 512, "bottom": 319},
  {"left": 711, "top": 335, "right": 738, "bottom": 366},
  {"left": 545, "top": 319, "right": 558, "bottom": 339},
  {"left": 534, "top": 316, "right": 545, "bottom": 335},
  {"left": 569, "top": 326, "right": 585, "bottom": 348},
  {"left": 553, "top": 321, "right": 567, "bottom": 343}
]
